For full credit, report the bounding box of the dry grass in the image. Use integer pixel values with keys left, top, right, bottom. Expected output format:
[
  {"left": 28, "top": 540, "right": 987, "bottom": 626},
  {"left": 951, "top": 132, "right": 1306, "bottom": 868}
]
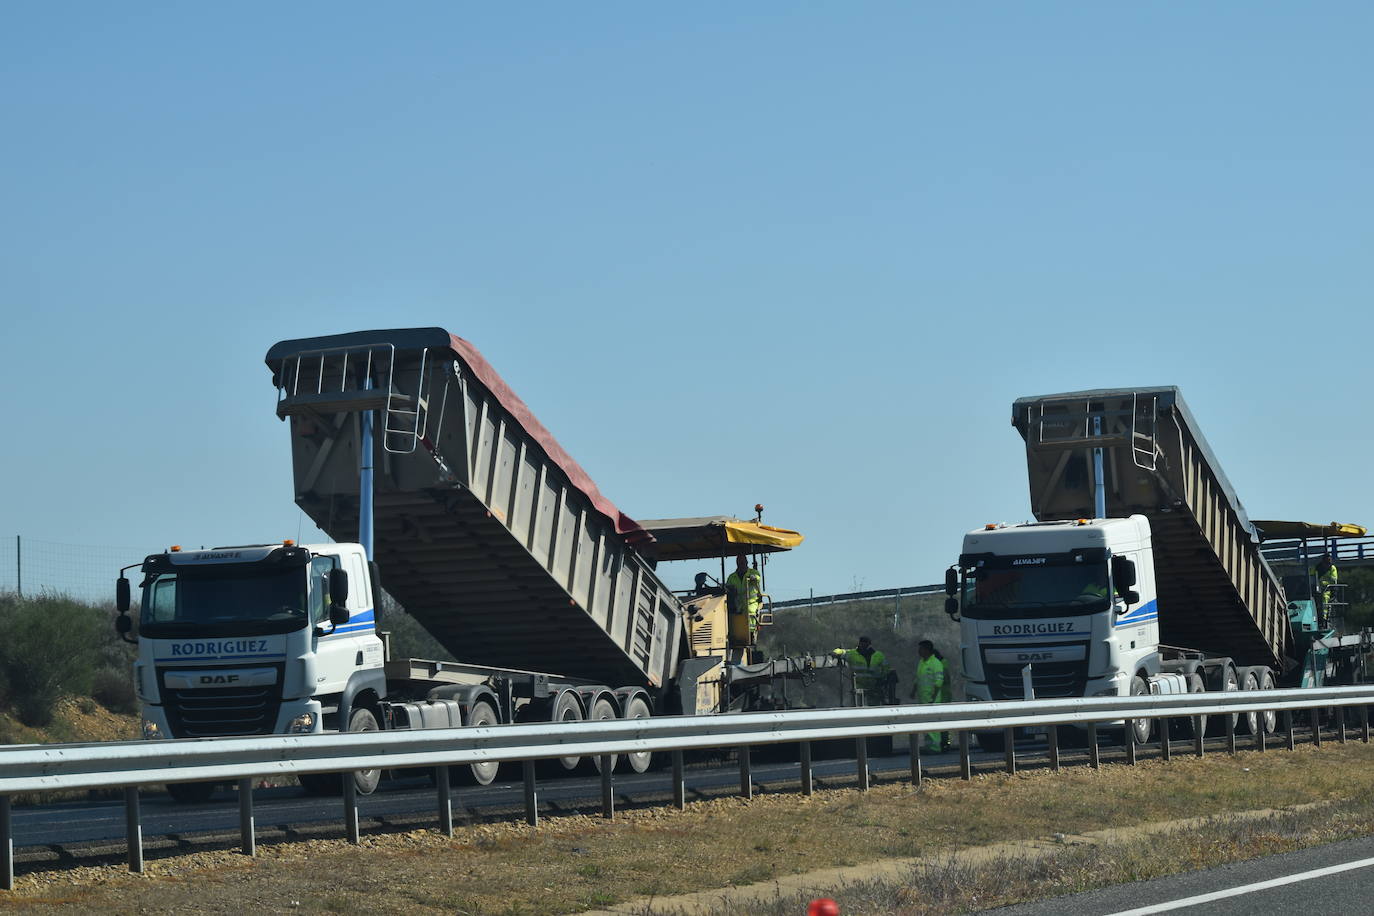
[{"left": 5, "top": 742, "right": 1374, "bottom": 914}]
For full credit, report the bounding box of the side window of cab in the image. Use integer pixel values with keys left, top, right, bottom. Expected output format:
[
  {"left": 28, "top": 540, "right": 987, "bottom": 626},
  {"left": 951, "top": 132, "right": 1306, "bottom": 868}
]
[{"left": 310, "top": 556, "right": 338, "bottom": 624}]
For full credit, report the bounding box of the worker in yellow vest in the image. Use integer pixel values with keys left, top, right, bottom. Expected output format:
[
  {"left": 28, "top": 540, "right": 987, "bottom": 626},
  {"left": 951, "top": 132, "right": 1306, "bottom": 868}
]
[
  {"left": 725, "top": 554, "right": 763, "bottom": 641},
  {"left": 833, "top": 636, "right": 892, "bottom": 704},
  {"left": 1315, "top": 553, "right": 1339, "bottom": 626},
  {"left": 911, "top": 639, "right": 950, "bottom": 753}
]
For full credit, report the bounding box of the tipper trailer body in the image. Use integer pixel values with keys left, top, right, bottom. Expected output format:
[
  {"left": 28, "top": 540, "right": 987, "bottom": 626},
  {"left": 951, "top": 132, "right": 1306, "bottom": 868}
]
[
  {"left": 119, "top": 328, "right": 843, "bottom": 799},
  {"left": 949, "top": 387, "right": 1372, "bottom": 749}
]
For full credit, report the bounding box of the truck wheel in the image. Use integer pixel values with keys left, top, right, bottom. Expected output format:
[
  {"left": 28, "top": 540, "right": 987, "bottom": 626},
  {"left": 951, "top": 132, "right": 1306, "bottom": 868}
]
[
  {"left": 166, "top": 781, "right": 216, "bottom": 804},
  {"left": 974, "top": 730, "right": 1005, "bottom": 753},
  {"left": 1169, "top": 673, "right": 1208, "bottom": 740},
  {"left": 1257, "top": 669, "right": 1278, "bottom": 734},
  {"left": 458, "top": 700, "right": 501, "bottom": 786},
  {"left": 1204, "top": 663, "right": 1239, "bottom": 737},
  {"left": 583, "top": 697, "right": 619, "bottom": 774},
  {"left": 621, "top": 696, "right": 653, "bottom": 774},
  {"left": 1236, "top": 668, "right": 1261, "bottom": 736},
  {"left": 537, "top": 691, "right": 584, "bottom": 777},
  {"left": 1128, "top": 675, "right": 1154, "bottom": 745},
  {"left": 348, "top": 707, "right": 382, "bottom": 795}
]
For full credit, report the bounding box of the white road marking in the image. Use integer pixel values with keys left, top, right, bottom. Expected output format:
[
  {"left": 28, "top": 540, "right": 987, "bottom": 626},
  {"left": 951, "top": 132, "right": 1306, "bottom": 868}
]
[{"left": 1102, "top": 855, "right": 1374, "bottom": 915}]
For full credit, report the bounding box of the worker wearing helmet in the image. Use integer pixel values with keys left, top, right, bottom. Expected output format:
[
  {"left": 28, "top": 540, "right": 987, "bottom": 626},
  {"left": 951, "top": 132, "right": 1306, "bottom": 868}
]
[
  {"left": 833, "top": 636, "right": 892, "bottom": 704},
  {"left": 911, "top": 639, "right": 950, "bottom": 753},
  {"left": 725, "top": 554, "right": 763, "bottom": 641}
]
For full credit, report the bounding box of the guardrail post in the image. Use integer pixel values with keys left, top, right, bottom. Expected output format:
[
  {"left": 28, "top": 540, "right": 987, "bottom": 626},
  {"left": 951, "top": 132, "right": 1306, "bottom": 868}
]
[
  {"left": 856, "top": 737, "right": 870, "bottom": 790},
  {"left": 673, "top": 750, "right": 688, "bottom": 808},
  {"left": 1225, "top": 712, "right": 1236, "bottom": 755},
  {"left": 1047, "top": 725, "right": 1060, "bottom": 772},
  {"left": 1284, "top": 709, "right": 1295, "bottom": 750},
  {"left": 238, "top": 778, "right": 256, "bottom": 857},
  {"left": 1159, "top": 720, "right": 1170, "bottom": 763},
  {"left": 909, "top": 737, "right": 921, "bottom": 786},
  {"left": 125, "top": 787, "right": 144, "bottom": 873},
  {"left": 739, "top": 746, "right": 753, "bottom": 800},
  {"left": 437, "top": 765, "right": 454, "bottom": 837},
  {"left": 1338, "top": 709, "right": 1348, "bottom": 744},
  {"left": 1255, "top": 718, "right": 1266, "bottom": 753},
  {"left": 1363, "top": 705, "right": 1370, "bottom": 744},
  {"left": 0, "top": 795, "right": 11, "bottom": 891},
  {"left": 343, "top": 775, "right": 360, "bottom": 844},
  {"left": 1125, "top": 721, "right": 1138, "bottom": 766},
  {"left": 1087, "top": 724, "right": 1100, "bottom": 769},
  {"left": 522, "top": 760, "right": 539, "bottom": 827},
  {"left": 1004, "top": 731, "right": 1016, "bottom": 775},
  {"left": 1193, "top": 714, "right": 1205, "bottom": 757},
  {"left": 600, "top": 757, "right": 615, "bottom": 819},
  {"left": 959, "top": 731, "right": 971, "bottom": 780},
  {"left": 1311, "top": 712, "right": 1322, "bottom": 748}
]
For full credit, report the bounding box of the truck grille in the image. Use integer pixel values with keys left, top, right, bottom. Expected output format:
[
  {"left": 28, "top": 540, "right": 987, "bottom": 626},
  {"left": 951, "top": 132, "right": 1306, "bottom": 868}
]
[
  {"left": 160, "top": 680, "right": 282, "bottom": 737},
  {"left": 985, "top": 661, "right": 1089, "bottom": 700}
]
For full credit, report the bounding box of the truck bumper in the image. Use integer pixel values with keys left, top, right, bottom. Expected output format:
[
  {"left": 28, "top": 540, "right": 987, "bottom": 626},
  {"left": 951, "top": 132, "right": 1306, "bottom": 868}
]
[{"left": 141, "top": 697, "right": 325, "bottom": 739}]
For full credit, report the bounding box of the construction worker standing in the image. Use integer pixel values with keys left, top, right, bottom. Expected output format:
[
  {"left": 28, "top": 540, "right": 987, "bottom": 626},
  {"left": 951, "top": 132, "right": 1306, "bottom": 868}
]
[
  {"left": 911, "top": 639, "right": 950, "bottom": 753},
  {"left": 833, "top": 636, "right": 892, "bottom": 704},
  {"left": 725, "top": 554, "right": 763, "bottom": 641},
  {"left": 1315, "top": 553, "right": 1339, "bottom": 626}
]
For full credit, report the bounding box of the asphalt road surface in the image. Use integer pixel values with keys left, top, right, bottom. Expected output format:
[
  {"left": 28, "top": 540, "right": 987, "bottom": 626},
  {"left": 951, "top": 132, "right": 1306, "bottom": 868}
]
[{"left": 984, "top": 834, "right": 1374, "bottom": 915}]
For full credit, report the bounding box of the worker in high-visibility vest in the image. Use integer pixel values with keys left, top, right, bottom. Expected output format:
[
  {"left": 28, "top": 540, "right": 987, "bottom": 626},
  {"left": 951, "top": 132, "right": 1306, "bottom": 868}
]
[
  {"left": 1315, "top": 553, "right": 1339, "bottom": 626},
  {"left": 832, "top": 636, "right": 892, "bottom": 703},
  {"left": 911, "top": 639, "right": 950, "bottom": 753},
  {"left": 725, "top": 554, "right": 763, "bottom": 640}
]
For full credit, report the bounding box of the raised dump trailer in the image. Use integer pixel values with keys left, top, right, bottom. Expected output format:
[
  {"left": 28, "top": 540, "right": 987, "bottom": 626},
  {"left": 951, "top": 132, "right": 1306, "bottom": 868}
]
[
  {"left": 266, "top": 327, "right": 682, "bottom": 689},
  {"left": 1011, "top": 387, "right": 1289, "bottom": 669}
]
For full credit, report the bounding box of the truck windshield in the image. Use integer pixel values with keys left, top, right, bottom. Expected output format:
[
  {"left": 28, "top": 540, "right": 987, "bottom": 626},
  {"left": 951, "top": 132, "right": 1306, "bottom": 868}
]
[
  {"left": 962, "top": 563, "right": 1111, "bottom": 619},
  {"left": 139, "top": 566, "right": 311, "bottom": 638}
]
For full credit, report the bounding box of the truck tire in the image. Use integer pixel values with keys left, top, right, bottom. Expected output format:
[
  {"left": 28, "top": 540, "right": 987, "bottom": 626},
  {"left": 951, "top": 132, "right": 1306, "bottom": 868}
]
[
  {"left": 1204, "top": 662, "right": 1239, "bottom": 738},
  {"left": 1257, "top": 669, "right": 1278, "bottom": 735},
  {"left": 166, "top": 781, "right": 216, "bottom": 804},
  {"left": 1236, "top": 668, "right": 1261, "bottom": 736},
  {"left": 1128, "top": 675, "right": 1153, "bottom": 745},
  {"left": 458, "top": 700, "right": 500, "bottom": 786},
  {"left": 537, "top": 691, "right": 584, "bottom": 777},
  {"left": 621, "top": 696, "right": 654, "bottom": 774},
  {"left": 974, "top": 730, "right": 1005, "bottom": 753},
  {"left": 348, "top": 706, "right": 382, "bottom": 795},
  {"left": 583, "top": 697, "right": 619, "bottom": 774},
  {"left": 1169, "top": 672, "right": 1208, "bottom": 741}
]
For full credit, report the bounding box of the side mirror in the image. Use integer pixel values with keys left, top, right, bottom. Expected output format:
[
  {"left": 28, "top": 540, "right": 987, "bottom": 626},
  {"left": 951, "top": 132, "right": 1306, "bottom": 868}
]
[
  {"left": 329, "top": 568, "right": 350, "bottom": 605},
  {"left": 116, "top": 577, "right": 131, "bottom": 613},
  {"left": 944, "top": 597, "right": 960, "bottom": 619},
  {"left": 1123, "top": 589, "right": 1140, "bottom": 607},
  {"left": 944, "top": 568, "right": 959, "bottom": 597},
  {"left": 1111, "top": 555, "right": 1137, "bottom": 588},
  {"left": 329, "top": 604, "right": 349, "bottom": 626},
  {"left": 115, "top": 614, "right": 132, "bottom": 635}
]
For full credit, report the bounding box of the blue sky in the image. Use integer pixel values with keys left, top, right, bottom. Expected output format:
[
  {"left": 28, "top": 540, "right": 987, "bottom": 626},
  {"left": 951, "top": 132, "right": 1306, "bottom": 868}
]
[{"left": 2, "top": 3, "right": 1370, "bottom": 600}]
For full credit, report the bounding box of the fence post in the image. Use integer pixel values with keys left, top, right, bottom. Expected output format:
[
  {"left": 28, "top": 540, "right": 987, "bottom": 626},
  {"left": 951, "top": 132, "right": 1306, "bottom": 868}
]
[
  {"left": 1226, "top": 713, "right": 1237, "bottom": 755},
  {"left": 522, "top": 760, "right": 539, "bottom": 827},
  {"left": 1363, "top": 705, "right": 1370, "bottom": 744},
  {"left": 238, "top": 778, "right": 255, "bottom": 857},
  {"left": 673, "top": 750, "right": 688, "bottom": 808},
  {"left": 1159, "top": 720, "right": 1170, "bottom": 763},
  {"left": 0, "top": 795, "right": 11, "bottom": 891},
  {"left": 1125, "top": 721, "right": 1138, "bottom": 766},
  {"left": 600, "top": 757, "right": 615, "bottom": 819},
  {"left": 1088, "top": 723, "right": 1100, "bottom": 769},
  {"left": 1311, "top": 713, "right": 1322, "bottom": 748},
  {"left": 125, "top": 787, "right": 144, "bottom": 873},
  {"left": 799, "top": 742, "right": 814, "bottom": 796},
  {"left": 739, "top": 746, "right": 753, "bottom": 800},
  {"left": 1047, "top": 725, "right": 1060, "bottom": 772},
  {"left": 343, "top": 775, "right": 360, "bottom": 844},
  {"left": 909, "top": 737, "right": 921, "bottom": 785},
  {"left": 1284, "top": 709, "right": 1296, "bottom": 750},
  {"left": 856, "top": 737, "right": 870, "bottom": 790},
  {"left": 1004, "top": 732, "right": 1016, "bottom": 775},
  {"left": 959, "top": 731, "right": 971, "bottom": 780},
  {"left": 437, "top": 765, "right": 454, "bottom": 837}
]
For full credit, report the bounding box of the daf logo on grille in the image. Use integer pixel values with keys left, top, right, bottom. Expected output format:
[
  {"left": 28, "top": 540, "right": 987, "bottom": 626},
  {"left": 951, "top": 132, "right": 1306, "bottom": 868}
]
[{"left": 199, "top": 674, "right": 240, "bottom": 685}]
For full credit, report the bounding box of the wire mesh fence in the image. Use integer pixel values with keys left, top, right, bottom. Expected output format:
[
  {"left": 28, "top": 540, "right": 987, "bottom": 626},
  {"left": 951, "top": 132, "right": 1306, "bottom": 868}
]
[{"left": 0, "top": 537, "right": 154, "bottom": 606}]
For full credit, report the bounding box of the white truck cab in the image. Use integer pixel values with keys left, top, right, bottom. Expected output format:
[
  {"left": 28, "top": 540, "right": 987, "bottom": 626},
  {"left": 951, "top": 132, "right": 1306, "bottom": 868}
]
[
  {"left": 123, "top": 542, "right": 384, "bottom": 745},
  {"left": 954, "top": 516, "right": 1163, "bottom": 710}
]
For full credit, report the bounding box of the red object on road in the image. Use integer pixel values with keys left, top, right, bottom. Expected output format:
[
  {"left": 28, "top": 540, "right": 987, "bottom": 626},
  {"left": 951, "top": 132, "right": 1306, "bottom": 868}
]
[{"left": 807, "top": 900, "right": 840, "bottom": 916}]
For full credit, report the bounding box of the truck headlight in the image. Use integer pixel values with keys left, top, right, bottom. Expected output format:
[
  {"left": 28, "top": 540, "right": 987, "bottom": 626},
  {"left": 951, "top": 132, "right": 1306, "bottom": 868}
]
[
  {"left": 288, "top": 712, "right": 316, "bottom": 734},
  {"left": 142, "top": 719, "right": 163, "bottom": 740},
  {"left": 1091, "top": 688, "right": 1120, "bottom": 698}
]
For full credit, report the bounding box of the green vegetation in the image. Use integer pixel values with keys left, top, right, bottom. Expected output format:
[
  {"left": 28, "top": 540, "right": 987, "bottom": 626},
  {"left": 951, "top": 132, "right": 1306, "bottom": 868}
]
[
  {"left": 760, "top": 595, "right": 962, "bottom": 699},
  {"left": 0, "top": 593, "right": 135, "bottom": 728}
]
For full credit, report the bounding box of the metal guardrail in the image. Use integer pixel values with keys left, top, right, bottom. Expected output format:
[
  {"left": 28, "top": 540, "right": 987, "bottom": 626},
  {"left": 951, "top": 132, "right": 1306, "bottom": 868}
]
[
  {"left": 0, "top": 685, "right": 1371, "bottom": 888},
  {"left": 771, "top": 583, "right": 944, "bottom": 609}
]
